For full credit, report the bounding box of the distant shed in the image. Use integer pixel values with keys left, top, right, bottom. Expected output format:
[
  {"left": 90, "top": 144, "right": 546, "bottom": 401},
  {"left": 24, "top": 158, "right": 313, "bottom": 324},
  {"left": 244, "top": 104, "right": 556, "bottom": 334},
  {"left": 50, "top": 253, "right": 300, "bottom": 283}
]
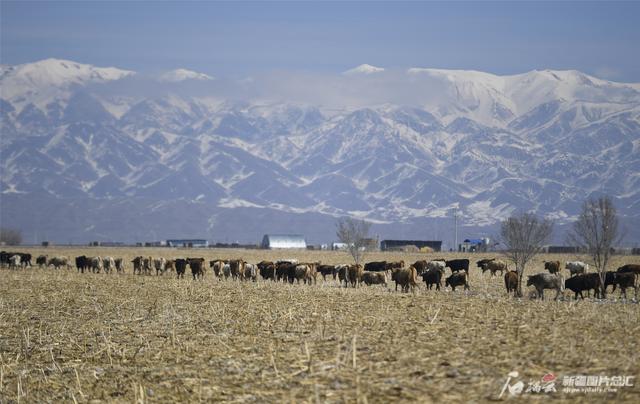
[
  {"left": 261, "top": 234, "right": 307, "bottom": 249},
  {"left": 380, "top": 240, "right": 442, "bottom": 252},
  {"left": 546, "top": 246, "right": 581, "bottom": 254},
  {"left": 166, "top": 239, "right": 208, "bottom": 248}
]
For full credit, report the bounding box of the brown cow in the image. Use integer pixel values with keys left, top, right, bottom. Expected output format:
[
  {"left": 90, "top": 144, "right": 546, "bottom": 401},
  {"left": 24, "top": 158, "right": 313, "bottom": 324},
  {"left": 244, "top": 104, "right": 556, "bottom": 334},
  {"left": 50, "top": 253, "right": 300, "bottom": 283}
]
[
  {"left": 386, "top": 260, "right": 405, "bottom": 271},
  {"left": 504, "top": 271, "right": 518, "bottom": 296},
  {"left": 391, "top": 266, "right": 419, "bottom": 292},
  {"left": 362, "top": 271, "right": 387, "bottom": 286},
  {"left": 229, "top": 259, "right": 245, "bottom": 280},
  {"left": 164, "top": 259, "right": 175, "bottom": 274},
  {"left": 482, "top": 259, "right": 507, "bottom": 276},
  {"left": 210, "top": 259, "right": 228, "bottom": 278},
  {"left": 302, "top": 262, "right": 319, "bottom": 285},
  {"left": 294, "top": 264, "right": 310, "bottom": 284},
  {"left": 544, "top": 261, "right": 561, "bottom": 274},
  {"left": 412, "top": 260, "right": 428, "bottom": 275},
  {"left": 347, "top": 264, "right": 364, "bottom": 288}
]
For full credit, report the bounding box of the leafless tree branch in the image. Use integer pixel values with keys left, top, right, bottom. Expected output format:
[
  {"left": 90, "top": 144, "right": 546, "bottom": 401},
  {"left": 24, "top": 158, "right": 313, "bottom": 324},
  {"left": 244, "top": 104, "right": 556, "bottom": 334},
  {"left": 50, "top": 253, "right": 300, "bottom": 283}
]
[
  {"left": 336, "top": 217, "right": 371, "bottom": 265},
  {"left": 567, "top": 196, "right": 621, "bottom": 298},
  {"left": 0, "top": 227, "right": 22, "bottom": 246},
  {"left": 499, "top": 212, "right": 554, "bottom": 297}
]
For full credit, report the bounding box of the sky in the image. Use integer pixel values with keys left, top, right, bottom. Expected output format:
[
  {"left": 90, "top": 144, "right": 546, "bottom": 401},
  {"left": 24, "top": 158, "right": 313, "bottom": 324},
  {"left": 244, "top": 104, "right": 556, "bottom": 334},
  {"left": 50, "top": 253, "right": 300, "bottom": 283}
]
[{"left": 1, "top": 1, "right": 640, "bottom": 82}]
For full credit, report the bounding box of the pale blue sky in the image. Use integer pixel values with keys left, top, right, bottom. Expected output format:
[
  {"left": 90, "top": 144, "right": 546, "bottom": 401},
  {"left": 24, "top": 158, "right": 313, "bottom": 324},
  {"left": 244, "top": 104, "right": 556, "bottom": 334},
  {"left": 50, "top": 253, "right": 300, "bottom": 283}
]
[{"left": 2, "top": 1, "right": 639, "bottom": 81}]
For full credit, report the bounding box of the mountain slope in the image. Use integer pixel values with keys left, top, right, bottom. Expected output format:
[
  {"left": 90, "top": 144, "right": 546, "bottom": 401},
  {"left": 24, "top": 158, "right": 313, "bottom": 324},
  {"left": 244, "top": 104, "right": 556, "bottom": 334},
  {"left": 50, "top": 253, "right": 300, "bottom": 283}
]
[{"left": 1, "top": 59, "right": 639, "bottom": 244}]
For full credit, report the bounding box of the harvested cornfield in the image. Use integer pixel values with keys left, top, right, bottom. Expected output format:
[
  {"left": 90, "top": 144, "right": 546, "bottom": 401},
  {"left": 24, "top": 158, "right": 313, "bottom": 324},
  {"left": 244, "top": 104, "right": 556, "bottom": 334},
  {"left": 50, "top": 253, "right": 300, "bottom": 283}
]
[{"left": 1, "top": 248, "right": 639, "bottom": 402}]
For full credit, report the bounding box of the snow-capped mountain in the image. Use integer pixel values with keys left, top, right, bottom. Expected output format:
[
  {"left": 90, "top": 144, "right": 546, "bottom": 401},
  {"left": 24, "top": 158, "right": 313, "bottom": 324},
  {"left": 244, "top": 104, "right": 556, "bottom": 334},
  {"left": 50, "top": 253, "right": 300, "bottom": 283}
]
[
  {"left": 0, "top": 59, "right": 134, "bottom": 110},
  {"left": 159, "top": 68, "right": 214, "bottom": 82},
  {"left": 1, "top": 60, "right": 639, "bottom": 244},
  {"left": 344, "top": 64, "right": 385, "bottom": 75}
]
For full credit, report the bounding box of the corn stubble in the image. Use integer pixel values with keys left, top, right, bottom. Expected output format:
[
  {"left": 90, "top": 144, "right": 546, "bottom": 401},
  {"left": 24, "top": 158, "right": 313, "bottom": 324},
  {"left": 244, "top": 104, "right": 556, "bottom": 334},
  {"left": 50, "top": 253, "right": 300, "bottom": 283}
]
[{"left": 0, "top": 247, "right": 639, "bottom": 402}]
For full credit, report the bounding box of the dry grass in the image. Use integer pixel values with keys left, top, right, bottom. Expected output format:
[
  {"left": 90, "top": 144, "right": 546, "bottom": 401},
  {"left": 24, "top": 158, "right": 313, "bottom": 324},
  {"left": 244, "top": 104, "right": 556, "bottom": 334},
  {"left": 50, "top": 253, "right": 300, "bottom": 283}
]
[{"left": 1, "top": 247, "right": 639, "bottom": 402}]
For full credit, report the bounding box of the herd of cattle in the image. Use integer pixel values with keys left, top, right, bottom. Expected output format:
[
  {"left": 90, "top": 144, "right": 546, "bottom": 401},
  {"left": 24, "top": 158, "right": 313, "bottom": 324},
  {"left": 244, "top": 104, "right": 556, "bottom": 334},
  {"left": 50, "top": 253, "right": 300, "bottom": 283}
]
[{"left": 1, "top": 251, "right": 638, "bottom": 300}]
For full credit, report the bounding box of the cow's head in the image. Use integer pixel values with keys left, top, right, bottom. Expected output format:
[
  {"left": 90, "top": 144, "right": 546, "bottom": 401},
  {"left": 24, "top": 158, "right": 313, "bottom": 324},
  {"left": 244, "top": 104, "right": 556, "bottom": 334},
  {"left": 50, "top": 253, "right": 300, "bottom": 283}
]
[{"left": 526, "top": 276, "right": 534, "bottom": 287}]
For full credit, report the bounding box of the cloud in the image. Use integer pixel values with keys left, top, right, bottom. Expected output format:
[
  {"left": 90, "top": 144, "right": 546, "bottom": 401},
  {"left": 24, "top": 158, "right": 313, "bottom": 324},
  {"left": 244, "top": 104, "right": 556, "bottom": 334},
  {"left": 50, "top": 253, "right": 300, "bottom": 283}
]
[
  {"left": 88, "top": 68, "right": 450, "bottom": 110},
  {"left": 593, "top": 67, "right": 621, "bottom": 80}
]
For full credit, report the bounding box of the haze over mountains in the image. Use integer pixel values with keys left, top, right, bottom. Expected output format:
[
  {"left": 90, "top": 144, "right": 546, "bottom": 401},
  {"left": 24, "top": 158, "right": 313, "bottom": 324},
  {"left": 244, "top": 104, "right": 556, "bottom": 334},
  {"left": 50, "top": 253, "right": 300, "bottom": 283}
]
[{"left": 1, "top": 59, "right": 639, "bottom": 245}]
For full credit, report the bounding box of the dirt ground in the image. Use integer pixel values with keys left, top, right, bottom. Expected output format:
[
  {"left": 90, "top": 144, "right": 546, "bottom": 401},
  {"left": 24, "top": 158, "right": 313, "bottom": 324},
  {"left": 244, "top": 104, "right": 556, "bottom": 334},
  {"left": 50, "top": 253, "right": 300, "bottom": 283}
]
[{"left": 0, "top": 247, "right": 639, "bottom": 403}]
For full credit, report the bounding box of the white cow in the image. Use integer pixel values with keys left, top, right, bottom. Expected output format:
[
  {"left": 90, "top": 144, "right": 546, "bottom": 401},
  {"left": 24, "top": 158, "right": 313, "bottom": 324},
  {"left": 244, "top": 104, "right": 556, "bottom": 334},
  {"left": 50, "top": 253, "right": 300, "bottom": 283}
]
[
  {"left": 9, "top": 254, "right": 21, "bottom": 269},
  {"left": 426, "top": 260, "right": 446, "bottom": 272},
  {"left": 102, "top": 256, "right": 116, "bottom": 274},
  {"left": 48, "top": 256, "right": 70, "bottom": 270},
  {"left": 90, "top": 256, "right": 103, "bottom": 273},
  {"left": 153, "top": 257, "right": 167, "bottom": 275},
  {"left": 276, "top": 259, "right": 298, "bottom": 265},
  {"left": 114, "top": 258, "right": 125, "bottom": 273},
  {"left": 565, "top": 261, "right": 588, "bottom": 277},
  {"left": 222, "top": 263, "right": 231, "bottom": 279},
  {"left": 243, "top": 263, "right": 258, "bottom": 282}
]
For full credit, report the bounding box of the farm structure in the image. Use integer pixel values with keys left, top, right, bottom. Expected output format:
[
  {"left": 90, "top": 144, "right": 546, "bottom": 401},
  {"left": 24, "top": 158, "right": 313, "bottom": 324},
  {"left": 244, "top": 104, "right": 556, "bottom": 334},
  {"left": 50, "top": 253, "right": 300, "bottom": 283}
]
[
  {"left": 380, "top": 239, "right": 442, "bottom": 252},
  {"left": 261, "top": 234, "right": 307, "bottom": 249}
]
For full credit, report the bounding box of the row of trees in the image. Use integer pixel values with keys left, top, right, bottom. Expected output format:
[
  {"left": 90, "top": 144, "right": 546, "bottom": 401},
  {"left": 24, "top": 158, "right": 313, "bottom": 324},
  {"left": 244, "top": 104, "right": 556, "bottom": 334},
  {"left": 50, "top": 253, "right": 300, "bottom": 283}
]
[
  {"left": 337, "top": 196, "right": 622, "bottom": 298},
  {"left": 0, "top": 227, "right": 22, "bottom": 245},
  {"left": 501, "top": 196, "right": 620, "bottom": 297}
]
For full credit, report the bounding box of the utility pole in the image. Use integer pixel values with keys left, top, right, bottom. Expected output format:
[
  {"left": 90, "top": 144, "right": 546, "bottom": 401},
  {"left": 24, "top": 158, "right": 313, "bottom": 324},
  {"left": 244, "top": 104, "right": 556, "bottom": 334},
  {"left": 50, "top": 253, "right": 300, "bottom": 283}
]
[{"left": 453, "top": 206, "right": 460, "bottom": 252}]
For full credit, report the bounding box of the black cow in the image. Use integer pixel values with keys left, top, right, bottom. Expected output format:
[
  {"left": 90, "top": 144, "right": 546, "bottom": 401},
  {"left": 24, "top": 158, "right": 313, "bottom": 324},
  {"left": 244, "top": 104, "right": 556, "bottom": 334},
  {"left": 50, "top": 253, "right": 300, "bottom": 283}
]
[
  {"left": 75, "top": 255, "right": 89, "bottom": 273},
  {"left": 611, "top": 272, "right": 638, "bottom": 299},
  {"left": 188, "top": 258, "right": 205, "bottom": 280},
  {"left": 36, "top": 255, "right": 48, "bottom": 268},
  {"left": 565, "top": 273, "right": 602, "bottom": 299},
  {"left": 476, "top": 258, "right": 494, "bottom": 269},
  {"left": 19, "top": 253, "right": 32, "bottom": 267},
  {"left": 604, "top": 271, "right": 618, "bottom": 293},
  {"left": 0, "top": 251, "right": 10, "bottom": 267},
  {"left": 421, "top": 268, "right": 444, "bottom": 290},
  {"left": 131, "top": 256, "right": 144, "bottom": 275},
  {"left": 1, "top": 252, "right": 31, "bottom": 268},
  {"left": 275, "top": 262, "right": 296, "bottom": 282},
  {"left": 445, "top": 272, "right": 469, "bottom": 291},
  {"left": 257, "top": 260, "right": 276, "bottom": 280},
  {"left": 317, "top": 264, "right": 337, "bottom": 280},
  {"left": 617, "top": 264, "right": 640, "bottom": 276},
  {"left": 364, "top": 261, "right": 387, "bottom": 272},
  {"left": 174, "top": 258, "right": 188, "bottom": 279},
  {"left": 446, "top": 259, "right": 470, "bottom": 274}
]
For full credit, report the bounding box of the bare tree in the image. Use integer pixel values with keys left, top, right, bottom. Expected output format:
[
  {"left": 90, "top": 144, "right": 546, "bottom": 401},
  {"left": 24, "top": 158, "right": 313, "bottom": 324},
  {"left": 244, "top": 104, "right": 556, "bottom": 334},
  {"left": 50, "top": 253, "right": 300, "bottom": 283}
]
[
  {"left": 567, "top": 196, "right": 621, "bottom": 298},
  {"left": 336, "top": 217, "right": 372, "bottom": 265},
  {"left": 499, "top": 212, "right": 554, "bottom": 297},
  {"left": 0, "top": 227, "right": 23, "bottom": 245}
]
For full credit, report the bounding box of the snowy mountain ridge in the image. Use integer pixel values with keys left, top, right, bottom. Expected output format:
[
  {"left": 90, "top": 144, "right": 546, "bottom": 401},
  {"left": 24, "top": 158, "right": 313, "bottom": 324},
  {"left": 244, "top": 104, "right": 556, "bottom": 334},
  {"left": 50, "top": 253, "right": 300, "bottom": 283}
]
[{"left": 1, "top": 59, "right": 639, "bottom": 244}]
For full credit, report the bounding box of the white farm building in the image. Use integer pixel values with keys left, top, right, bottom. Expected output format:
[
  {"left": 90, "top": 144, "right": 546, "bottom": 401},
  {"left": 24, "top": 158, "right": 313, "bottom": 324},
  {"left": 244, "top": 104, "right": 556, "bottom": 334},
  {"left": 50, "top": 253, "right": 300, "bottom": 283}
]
[{"left": 261, "top": 234, "right": 307, "bottom": 249}]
